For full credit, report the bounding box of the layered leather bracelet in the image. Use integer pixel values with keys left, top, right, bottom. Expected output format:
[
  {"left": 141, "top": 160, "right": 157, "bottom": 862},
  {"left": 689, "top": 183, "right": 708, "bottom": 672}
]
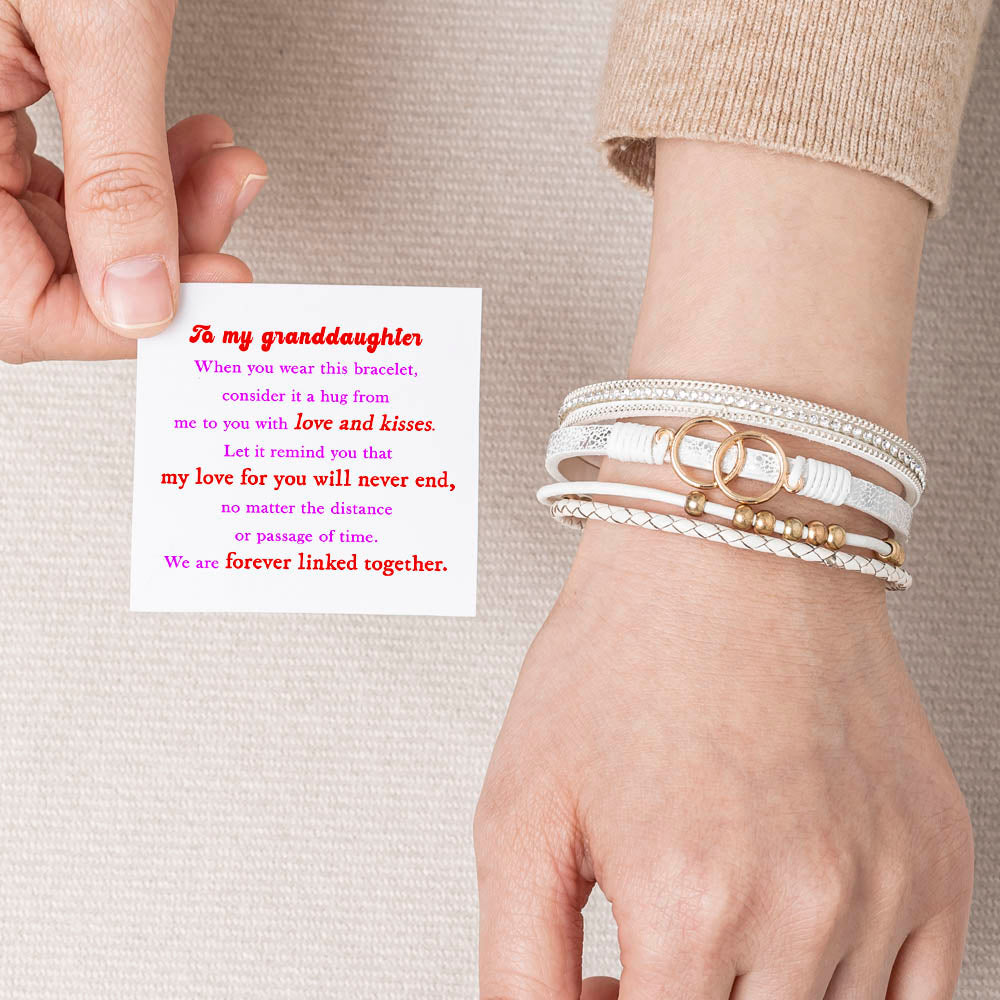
[
  {"left": 539, "top": 378, "right": 921, "bottom": 591},
  {"left": 536, "top": 480, "right": 900, "bottom": 561},
  {"left": 546, "top": 420, "right": 913, "bottom": 540},
  {"left": 557, "top": 378, "right": 925, "bottom": 504},
  {"left": 547, "top": 496, "right": 913, "bottom": 591}
]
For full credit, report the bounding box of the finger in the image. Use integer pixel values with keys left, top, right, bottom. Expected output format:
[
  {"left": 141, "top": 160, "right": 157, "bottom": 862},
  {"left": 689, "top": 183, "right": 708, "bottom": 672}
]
[
  {"left": 582, "top": 976, "right": 620, "bottom": 1000},
  {"left": 167, "top": 113, "right": 235, "bottom": 184},
  {"left": 27, "top": 154, "right": 65, "bottom": 203},
  {"left": 822, "top": 955, "right": 892, "bottom": 1000},
  {"left": 0, "top": 19, "right": 48, "bottom": 111},
  {"left": 725, "top": 910, "right": 845, "bottom": 1000},
  {"left": 819, "top": 910, "right": 905, "bottom": 1000},
  {"left": 2, "top": 195, "right": 249, "bottom": 363},
  {"left": 886, "top": 905, "right": 970, "bottom": 1000},
  {"left": 477, "top": 857, "right": 588, "bottom": 999},
  {"left": 616, "top": 923, "right": 737, "bottom": 1000},
  {"left": 25, "top": 256, "right": 251, "bottom": 361},
  {"left": 0, "top": 188, "right": 136, "bottom": 362},
  {"left": 19, "top": 192, "right": 71, "bottom": 272},
  {"left": 25, "top": 0, "right": 180, "bottom": 337},
  {"left": 475, "top": 800, "right": 589, "bottom": 998},
  {"left": 180, "top": 253, "right": 253, "bottom": 284},
  {"left": 728, "top": 959, "right": 840, "bottom": 1000},
  {"left": 25, "top": 143, "right": 268, "bottom": 264},
  {"left": 175, "top": 146, "right": 267, "bottom": 255},
  {"left": 0, "top": 109, "right": 36, "bottom": 195},
  {"left": 612, "top": 881, "right": 742, "bottom": 1000},
  {"left": 726, "top": 917, "right": 843, "bottom": 1000}
]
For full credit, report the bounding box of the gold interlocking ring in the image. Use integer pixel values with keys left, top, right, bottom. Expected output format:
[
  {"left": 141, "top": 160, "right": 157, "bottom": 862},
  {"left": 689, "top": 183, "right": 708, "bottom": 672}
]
[
  {"left": 712, "top": 430, "right": 789, "bottom": 504},
  {"left": 670, "top": 417, "right": 747, "bottom": 490}
]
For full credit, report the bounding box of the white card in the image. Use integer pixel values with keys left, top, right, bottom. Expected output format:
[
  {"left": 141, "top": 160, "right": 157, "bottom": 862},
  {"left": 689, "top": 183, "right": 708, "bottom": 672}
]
[{"left": 130, "top": 283, "right": 481, "bottom": 615}]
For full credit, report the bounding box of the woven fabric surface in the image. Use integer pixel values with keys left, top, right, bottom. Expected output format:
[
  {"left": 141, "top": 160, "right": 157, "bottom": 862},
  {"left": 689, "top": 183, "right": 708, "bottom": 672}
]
[
  {"left": 597, "top": 0, "right": 993, "bottom": 215},
  {"left": 0, "top": 1, "right": 997, "bottom": 996}
]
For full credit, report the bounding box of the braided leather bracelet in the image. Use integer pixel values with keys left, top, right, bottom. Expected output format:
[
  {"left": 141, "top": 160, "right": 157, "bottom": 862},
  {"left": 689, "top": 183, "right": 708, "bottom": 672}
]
[
  {"left": 547, "top": 496, "right": 912, "bottom": 591},
  {"left": 546, "top": 421, "right": 913, "bottom": 540},
  {"left": 536, "top": 480, "right": 898, "bottom": 559},
  {"left": 558, "top": 379, "right": 925, "bottom": 504}
]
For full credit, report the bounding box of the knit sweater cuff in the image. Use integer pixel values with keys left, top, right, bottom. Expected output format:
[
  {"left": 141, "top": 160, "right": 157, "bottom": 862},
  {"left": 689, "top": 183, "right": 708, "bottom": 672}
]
[{"left": 597, "top": 0, "right": 991, "bottom": 217}]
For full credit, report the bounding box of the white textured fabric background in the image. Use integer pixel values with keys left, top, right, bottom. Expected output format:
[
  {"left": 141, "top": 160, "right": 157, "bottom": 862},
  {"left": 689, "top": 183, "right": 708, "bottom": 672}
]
[{"left": 1, "top": 1, "right": 998, "bottom": 996}]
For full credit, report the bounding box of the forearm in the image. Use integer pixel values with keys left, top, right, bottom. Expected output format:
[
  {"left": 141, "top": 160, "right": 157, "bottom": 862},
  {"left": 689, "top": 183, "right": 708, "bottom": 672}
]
[{"left": 632, "top": 137, "right": 926, "bottom": 435}]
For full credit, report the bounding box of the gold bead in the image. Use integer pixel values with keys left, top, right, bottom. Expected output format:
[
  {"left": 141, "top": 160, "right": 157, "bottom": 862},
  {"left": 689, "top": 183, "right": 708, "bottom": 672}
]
[
  {"left": 825, "top": 524, "right": 847, "bottom": 550},
  {"left": 878, "top": 538, "right": 906, "bottom": 566},
  {"left": 753, "top": 510, "right": 776, "bottom": 535},
  {"left": 685, "top": 490, "right": 707, "bottom": 517},
  {"left": 782, "top": 516, "right": 804, "bottom": 541},
  {"left": 732, "top": 504, "right": 755, "bottom": 530},
  {"left": 806, "top": 520, "right": 828, "bottom": 546}
]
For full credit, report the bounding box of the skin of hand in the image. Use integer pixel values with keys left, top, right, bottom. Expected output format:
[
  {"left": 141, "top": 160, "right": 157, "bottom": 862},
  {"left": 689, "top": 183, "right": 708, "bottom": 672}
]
[
  {"left": 0, "top": 0, "right": 267, "bottom": 363},
  {"left": 475, "top": 140, "right": 975, "bottom": 999}
]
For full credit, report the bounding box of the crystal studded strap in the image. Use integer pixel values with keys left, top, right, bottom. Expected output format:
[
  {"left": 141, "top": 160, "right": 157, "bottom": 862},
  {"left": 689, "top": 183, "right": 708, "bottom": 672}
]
[
  {"left": 557, "top": 380, "right": 925, "bottom": 506},
  {"left": 545, "top": 423, "right": 914, "bottom": 540},
  {"left": 547, "top": 497, "right": 912, "bottom": 592}
]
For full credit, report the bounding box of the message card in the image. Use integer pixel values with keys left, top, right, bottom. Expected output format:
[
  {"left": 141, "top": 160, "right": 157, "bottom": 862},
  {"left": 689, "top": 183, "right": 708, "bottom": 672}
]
[{"left": 130, "top": 283, "right": 482, "bottom": 615}]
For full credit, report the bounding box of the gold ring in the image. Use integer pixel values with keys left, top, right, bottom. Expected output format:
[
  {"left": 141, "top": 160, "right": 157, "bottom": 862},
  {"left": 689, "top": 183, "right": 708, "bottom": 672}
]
[
  {"left": 670, "top": 417, "right": 746, "bottom": 490},
  {"left": 712, "top": 430, "right": 789, "bottom": 504}
]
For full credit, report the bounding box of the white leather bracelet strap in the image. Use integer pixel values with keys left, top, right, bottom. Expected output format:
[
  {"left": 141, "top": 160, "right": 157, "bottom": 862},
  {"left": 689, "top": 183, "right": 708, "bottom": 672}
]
[
  {"left": 557, "top": 379, "right": 925, "bottom": 505},
  {"left": 537, "top": 481, "right": 895, "bottom": 559},
  {"left": 546, "top": 422, "right": 914, "bottom": 540},
  {"left": 546, "top": 496, "right": 912, "bottom": 592}
]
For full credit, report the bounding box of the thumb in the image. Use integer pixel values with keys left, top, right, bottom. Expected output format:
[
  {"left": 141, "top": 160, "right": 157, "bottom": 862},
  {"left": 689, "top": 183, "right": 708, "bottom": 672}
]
[{"left": 26, "top": 0, "right": 178, "bottom": 337}]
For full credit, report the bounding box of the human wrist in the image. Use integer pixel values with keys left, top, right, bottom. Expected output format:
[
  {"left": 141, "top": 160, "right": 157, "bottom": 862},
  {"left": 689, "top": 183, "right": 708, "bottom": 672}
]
[
  {"left": 542, "top": 141, "right": 928, "bottom": 628},
  {"left": 557, "top": 515, "right": 899, "bottom": 680}
]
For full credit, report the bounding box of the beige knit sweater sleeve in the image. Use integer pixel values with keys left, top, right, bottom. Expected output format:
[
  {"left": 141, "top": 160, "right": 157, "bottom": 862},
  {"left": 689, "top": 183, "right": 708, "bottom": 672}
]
[{"left": 598, "top": 0, "right": 993, "bottom": 216}]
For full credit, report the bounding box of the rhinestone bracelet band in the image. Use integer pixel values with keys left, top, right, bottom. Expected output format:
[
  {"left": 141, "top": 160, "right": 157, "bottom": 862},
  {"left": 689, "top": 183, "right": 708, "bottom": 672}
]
[{"left": 558, "top": 379, "right": 925, "bottom": 503}]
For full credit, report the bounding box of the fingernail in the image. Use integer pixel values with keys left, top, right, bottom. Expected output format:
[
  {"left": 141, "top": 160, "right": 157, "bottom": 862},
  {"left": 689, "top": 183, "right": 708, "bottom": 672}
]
[
  {"left": 235, "top": 173, "right": 268, "bottom": 219},
  {"left": 210, "top": 140, "right": 235, "bottom": 149},
  {"left": 103, "top": 255, "right": 174, "bottom": 330}
]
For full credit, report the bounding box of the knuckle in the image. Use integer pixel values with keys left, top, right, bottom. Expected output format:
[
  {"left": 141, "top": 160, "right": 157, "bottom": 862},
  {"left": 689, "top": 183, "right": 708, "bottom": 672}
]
[
  {"left": 905, "top": 781, "right": 976, "bottom": 914},
  {"left": 782, "top": 862, "right": 856, "bottom": 939},
  {"left": 675, "top": 878, "right": 753, "bottom": 956},
  {"left": 624, "top": 854, "right": 756, "bottom": 960},
  {"left": 71, "top": 156, "right": 169, "bottom": 224},
  {"left": 873, "top": 854, "right": 912, "bottom": 913},
  {"left": 0, "top": 27, "right": 47, "bottom": 108},
  {"left": 931, "top": 802, "right": 976, "bottom": 897},
  {"left": 0, "top": 331, "right": 28, "bottom": 365},
  {"left": 473, "top": 782, "right": 542, "bottom": 860},
  {"left": 473, "top": 776, "right": 577, "bottom": 889},
  {"left": 472, "top": 791, "right": 503, "bottom": 855}
]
